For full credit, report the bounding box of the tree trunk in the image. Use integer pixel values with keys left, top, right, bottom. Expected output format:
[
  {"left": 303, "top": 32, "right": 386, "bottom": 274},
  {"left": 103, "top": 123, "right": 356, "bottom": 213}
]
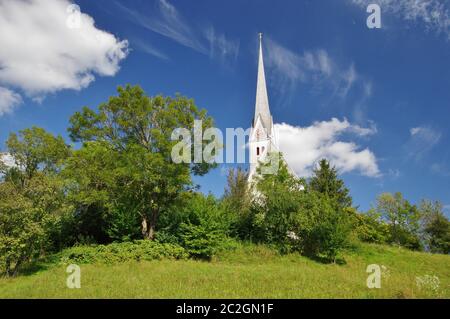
[{"left": 141, "top": 210, "right": 158, "bottom": 240}]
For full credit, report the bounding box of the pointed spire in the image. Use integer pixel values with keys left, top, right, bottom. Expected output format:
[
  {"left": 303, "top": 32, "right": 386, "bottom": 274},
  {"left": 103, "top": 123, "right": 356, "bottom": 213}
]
[{"left": 254, "top": 33, "right": 272, "bottom": 134}]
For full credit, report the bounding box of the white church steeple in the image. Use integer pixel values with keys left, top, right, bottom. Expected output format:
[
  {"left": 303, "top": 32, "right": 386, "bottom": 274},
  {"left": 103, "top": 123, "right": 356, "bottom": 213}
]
[
  {"left": 248, "top": 33, "right": 278, "bottom": 182},
  {"left": 254, "top": 33, "right": 273, "bottom": 135}
]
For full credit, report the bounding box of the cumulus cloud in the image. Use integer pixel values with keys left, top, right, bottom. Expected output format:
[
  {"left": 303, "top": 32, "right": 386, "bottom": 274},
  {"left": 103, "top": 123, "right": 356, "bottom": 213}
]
[
  {"left": 0, "top": 87, "right": 22, "bottom": 115},
  {"left": 407, "top": 126, "right": 441, "bottom": 160},
  {"left": 349, "top": 0, "right": 450, "bottom": 39},
  {"left": 275, "top": 118, "right": 380, "bottom": 177},
  {"left": 0, "top": 152, "right": 15, "bottom": 167},
  {"left": 0, "top": 0, "right": 128, "bottom": 100}
]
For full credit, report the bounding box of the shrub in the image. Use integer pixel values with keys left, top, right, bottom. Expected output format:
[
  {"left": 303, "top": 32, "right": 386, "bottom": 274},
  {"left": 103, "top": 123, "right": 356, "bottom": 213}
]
[
  {"left": 296, "top": 192, "right": 351, "bottom": 262},
  {"left": 251, "top": 156, "right": 351, "bottom": 261},
  {"left": 0, "top": 176, "right": 71, "bottom": 276},
  {"left": 158, "top": 193, "right": 231, "bottom": 259},
  {"left": 59, "top": 240, "right": 188, "bottom": 265},
  {"left": 348, "top": 208, "right": 390, "bottom": 244},
  {"left": 179, "top": 222, "right": 225, "bottom": 259}
]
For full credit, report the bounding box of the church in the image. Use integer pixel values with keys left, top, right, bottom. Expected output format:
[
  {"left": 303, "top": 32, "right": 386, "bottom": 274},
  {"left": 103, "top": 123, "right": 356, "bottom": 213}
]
[{"left": 248, "top": 33, "right": 279, "bottom": 183}]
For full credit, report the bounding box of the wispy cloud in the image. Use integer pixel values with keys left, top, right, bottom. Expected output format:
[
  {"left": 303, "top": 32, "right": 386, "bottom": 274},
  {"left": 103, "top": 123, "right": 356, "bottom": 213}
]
[
  {"left": 276, "top": 118, "right": 380, "bottom": 177},
  {"left": 431, "top": 162, "right": 450, "bottom": 176},
  {"left": 205, "top": 27, "right": 240, "bottom": 66},
  {"left": 264, "top": 37, "right": 364, "bottom": 101},
  {"left": 115, "top": 0, "right": 207, "bottom": 54},
  {"left": 406, "top": 126, "right": 442, "bottom": 160},
  {"left": 349, "top": 0, "right": 450, "bottom": 40},
  {"left": 131, "top": 38, "right": 169, "bottom": 60},
  {"left": 115, "top": 0, "right": 239, "bottom": 65}
]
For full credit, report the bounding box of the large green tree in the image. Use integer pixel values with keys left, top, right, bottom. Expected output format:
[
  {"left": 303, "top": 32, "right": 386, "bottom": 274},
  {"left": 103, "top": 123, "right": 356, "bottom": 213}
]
[
  {"left": 309, "top": 159, "right": 352, "bottom": 210},
  {"left": 66, "top": 85, "right": 217, "bottom": 240}
]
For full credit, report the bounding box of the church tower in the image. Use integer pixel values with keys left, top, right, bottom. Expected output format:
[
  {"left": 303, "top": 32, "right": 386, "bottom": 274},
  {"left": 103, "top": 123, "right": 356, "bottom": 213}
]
[{"left": 248, "top": 33, "right": 278, "bottom": 182}]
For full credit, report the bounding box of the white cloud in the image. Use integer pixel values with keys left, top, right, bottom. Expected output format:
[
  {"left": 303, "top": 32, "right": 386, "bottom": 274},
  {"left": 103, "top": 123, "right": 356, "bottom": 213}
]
[
  {"left": 205, "top": 27, "right": 240, "bottom": 66},
  {"left": 264, "top": 37, "right": 362, "bottom": 99},
  {"left": 131, "top": 38, "right": 169, "bottom": 61},
  {"left": 116, "top": 0, "right": 239, "bottom": 64},
  {"left": 115, "top": 0, "right": 206, "bottom": 54},
  {"left": 407, "top": 126, "right": 441, "bottom": 160},
  {"left": 388, "top": 168, "right": 401, "bottom": 179},
  {"left": 0, "top": 87, "right": 22, "bottom": 115},
  {"left": 0, "top": 0, "right": 128, "bottom": 100},
  {"left": 275, "top": 118, "right": 380, "bottom": 177},
  {"left": 0, "top": 152, "right": 16, "bottom": 169},
  {"left": 349, "top": 0, "right": 450, "bottom": 39},
  {"left": 430, "top": 163, "right": 450, "bottom": 176}
]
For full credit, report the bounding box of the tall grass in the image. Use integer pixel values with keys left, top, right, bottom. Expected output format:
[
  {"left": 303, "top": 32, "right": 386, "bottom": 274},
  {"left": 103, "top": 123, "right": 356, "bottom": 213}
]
[{"left": 0, "top": 242, "right": 448, "bottom": 298}]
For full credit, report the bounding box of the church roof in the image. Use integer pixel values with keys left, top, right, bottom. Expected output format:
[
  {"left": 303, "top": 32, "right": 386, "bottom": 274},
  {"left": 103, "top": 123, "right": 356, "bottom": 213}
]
[{"left": 254, "top": 33, "right": 273, "bottom": 135}]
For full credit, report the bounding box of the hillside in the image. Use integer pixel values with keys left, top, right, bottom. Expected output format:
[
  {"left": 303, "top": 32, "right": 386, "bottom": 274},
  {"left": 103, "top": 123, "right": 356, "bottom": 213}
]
[{"left": 0, "top": 243, "right": 448, "bottom": 299}]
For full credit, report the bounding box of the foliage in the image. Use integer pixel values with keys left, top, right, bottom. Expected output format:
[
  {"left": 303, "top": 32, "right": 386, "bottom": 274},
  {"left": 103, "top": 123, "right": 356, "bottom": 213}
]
[
  {"left": 4, "top": 126, "right": 70, "bottom": 180},
  {"left": 66, "top": 85, "right": 217, "bottom": 240},
  {"left": 252, "top": 154, "right": 351, "bottom": 261},
  {"left": 295, "top": 191, "right": 352, "bottom": 262},
  {"left": 0, "top": 128, "right": 72, "bottom": 276},
  {"left": 59, "top": 240, "right": 188, "bottom": 265},
  {"left": 252, "top": 154, "right": 306, "bottom": 249},
  {"left": 376, "top": 192, "right": 422, "bottom": 250},
  {"left": 348, "top": 208, "right": 390, "bottom": 244},
  {"left": 158, "top": 193, "right": 231, "bottom": 259},
  {"left": 309, "top": 159, "right": 353, "bottom": 210},
  {"left": 419, "top": 200, "right": 450, "bottom": 254},
  {"left": 0, "top": 174, "right": 72, "bottom": 276},
  {"left": 222, "top": 167, "right": 253, "bottom": 238}
]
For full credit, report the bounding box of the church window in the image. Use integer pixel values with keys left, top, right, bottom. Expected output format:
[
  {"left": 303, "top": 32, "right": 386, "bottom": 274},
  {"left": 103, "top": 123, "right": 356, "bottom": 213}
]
[{"left": 256, "top": 147, "right": 260, "bottom": 156}]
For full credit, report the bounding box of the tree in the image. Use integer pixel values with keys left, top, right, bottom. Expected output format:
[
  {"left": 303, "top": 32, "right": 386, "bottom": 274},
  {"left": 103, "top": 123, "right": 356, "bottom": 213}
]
[
  {"left": 253, "top": 154, "right": 351, "bottom": 261},
  {"left": 67, "top": 85, "right": 217, "bottom": 240},
  {"left": 0, "top": 128, "right": 71, "bottom": 276},
  {"left": 222, "top": 167, "right": 252, "bottom": 237},
  {"left": 253, "top": 153, "right": 306, "bottom": 248},
  {"left": 419, "top": 200, "right": 450, "bottom": 254},
  {"left": 309, "top": 159, "right": 352, "bottom": 210},
  {"left": 376, "top": 192, "right": 421, "bottom": 249},
  {"left": 348, "top": 208, "right": 389, "bottom": 244},
  {"left": 3, "top": 126, "right": 69, "bottom": 185}
]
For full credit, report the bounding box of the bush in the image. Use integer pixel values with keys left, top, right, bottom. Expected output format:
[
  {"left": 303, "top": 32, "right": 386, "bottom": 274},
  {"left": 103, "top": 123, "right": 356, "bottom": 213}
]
[
  {"left": 179, "top": 222, "right": 226, "bottom": 259},
  {"left": 348, "top": 208, "right": 390, "bottom": 244},
  {"left": 296, "top": 192, "right": 351, "bottom": 262},
  {"left": 157, "top": 193, "right": 231, "bottom": 259},
  {"left": 59, "top": 240, "right": 188, "bottom": 265},
  {"left": 250, "top": 157, "right": 351, "bottom": 261},
  {"left": 0, "top": 176, "right": 71, "bottom": 276}
]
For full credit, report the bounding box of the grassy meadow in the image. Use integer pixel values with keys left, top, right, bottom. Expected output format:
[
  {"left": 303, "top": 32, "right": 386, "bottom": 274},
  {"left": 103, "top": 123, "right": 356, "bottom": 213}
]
[{"left": 0, "top": 243, "right": 448, "bottom": 299}]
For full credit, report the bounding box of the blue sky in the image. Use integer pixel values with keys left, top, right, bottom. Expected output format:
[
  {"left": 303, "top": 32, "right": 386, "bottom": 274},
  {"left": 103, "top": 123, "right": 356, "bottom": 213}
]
[{"left": 0, "top": 0, "right": 449, "bottom": 213}]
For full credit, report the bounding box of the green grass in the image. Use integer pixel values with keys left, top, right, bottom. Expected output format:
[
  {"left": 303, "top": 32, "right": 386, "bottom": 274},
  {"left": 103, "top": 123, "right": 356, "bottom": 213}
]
[{"left": 0, "top": 243, "right": 449, "bottom": 298}]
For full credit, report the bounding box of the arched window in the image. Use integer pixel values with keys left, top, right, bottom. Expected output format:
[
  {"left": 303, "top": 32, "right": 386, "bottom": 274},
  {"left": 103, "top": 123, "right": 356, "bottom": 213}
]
[{"left": 256, "top": 147, "right": 260, "bottom": 156}]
